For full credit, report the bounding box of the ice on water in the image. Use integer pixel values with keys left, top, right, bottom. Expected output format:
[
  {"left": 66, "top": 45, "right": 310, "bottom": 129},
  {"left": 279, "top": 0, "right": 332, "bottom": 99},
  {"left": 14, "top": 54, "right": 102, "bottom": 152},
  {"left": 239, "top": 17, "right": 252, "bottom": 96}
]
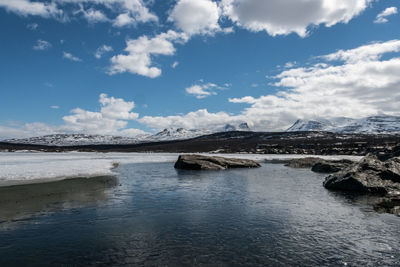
[{"left": 0, "top": 152, "right": 360, "bottom": 186}]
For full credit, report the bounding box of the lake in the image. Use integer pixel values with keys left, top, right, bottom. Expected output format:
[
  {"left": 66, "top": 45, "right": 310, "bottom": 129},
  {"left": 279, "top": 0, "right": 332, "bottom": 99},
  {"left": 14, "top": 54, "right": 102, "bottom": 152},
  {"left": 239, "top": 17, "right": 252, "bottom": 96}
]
[{"left": 0, "top": 156, "right": 399, "bottom": 266}]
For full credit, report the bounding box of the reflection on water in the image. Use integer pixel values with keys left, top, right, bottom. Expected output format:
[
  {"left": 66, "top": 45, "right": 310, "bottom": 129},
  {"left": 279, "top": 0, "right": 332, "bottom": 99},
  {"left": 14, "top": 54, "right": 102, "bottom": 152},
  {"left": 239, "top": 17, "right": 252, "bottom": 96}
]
[
  {"left": 0, "top": 163, "right": 399, "bottom": 266},
  {"left": 0, "top": 176, "right": 117, "bottom": 227}
]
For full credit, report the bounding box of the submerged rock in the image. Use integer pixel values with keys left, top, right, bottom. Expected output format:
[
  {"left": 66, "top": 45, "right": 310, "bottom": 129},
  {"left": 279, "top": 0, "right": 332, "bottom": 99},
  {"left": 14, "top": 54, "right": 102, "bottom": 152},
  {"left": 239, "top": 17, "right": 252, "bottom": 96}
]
[
  {"left": 323, "top": 154, "right": 400, "bottom": 194},
  {"left": 174, "top": 154, "right": 261, "bottom": 170}
]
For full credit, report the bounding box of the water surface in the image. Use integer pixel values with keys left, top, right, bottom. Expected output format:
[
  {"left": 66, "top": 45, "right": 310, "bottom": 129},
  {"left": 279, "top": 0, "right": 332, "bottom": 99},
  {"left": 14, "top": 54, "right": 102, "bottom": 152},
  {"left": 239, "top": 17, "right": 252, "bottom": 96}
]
[{"left": 0, "top": 162, "right": 399, "bottom": 266}]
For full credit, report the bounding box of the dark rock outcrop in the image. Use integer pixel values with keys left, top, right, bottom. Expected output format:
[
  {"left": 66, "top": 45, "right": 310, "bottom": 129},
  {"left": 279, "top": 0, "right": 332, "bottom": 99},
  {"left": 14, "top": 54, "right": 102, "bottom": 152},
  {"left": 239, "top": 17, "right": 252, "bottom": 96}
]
[
  {"left": 284, "top": 157, "right": 322, "bottom": 168},
  {"left": 374, "top": 197, "right": 400, "bottom": 216},
  {"left": 311, "top": 159, "right": 353, "bottom": 173},
  {"left": 174, "top": 154, "right": 261, "bottom": 170},
  {"left": 377, "top": 145, "right": 400, "bottom": 161},
  {"left": 283, "top": 157, "right": 353, "bottom": 173},
  {"left": 323, "top": 154, "right": 400, "bottom": 194}
]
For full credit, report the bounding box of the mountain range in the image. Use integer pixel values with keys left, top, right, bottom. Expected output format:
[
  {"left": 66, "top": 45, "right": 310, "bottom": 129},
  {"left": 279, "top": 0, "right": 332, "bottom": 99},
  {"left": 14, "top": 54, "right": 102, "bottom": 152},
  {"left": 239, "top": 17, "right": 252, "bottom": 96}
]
[
  {"left": 3, "top": 123, "right": 251, "bottom": 146},
  {"left": 3, "top": 116, "right": 400, "bottom": 147},
  {"left": 286, "top": 115, "right": 400, "bottom": 134}
]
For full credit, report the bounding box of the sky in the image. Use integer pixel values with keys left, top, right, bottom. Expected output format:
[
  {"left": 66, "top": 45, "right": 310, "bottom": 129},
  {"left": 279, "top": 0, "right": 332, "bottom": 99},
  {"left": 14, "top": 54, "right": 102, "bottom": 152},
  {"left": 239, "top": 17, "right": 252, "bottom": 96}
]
[{"left": 0, "top": 0, "right": 399, "bottom": 139}]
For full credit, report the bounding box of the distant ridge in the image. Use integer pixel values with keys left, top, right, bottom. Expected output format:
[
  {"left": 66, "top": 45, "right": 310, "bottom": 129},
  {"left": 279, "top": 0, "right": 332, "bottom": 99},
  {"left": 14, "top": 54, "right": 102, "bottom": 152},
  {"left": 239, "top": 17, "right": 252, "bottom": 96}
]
[
  {"left": 286, "top": 115, "right": 400, "bottom": 134},
  {"left": 4, "top": 122, "right": 251, "bottom": 146}
]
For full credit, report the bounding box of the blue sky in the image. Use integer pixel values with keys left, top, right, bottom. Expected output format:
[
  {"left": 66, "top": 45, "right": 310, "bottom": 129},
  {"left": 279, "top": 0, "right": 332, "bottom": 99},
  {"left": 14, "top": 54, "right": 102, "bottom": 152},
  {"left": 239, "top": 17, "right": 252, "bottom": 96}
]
[{"left": 0, "top": 0, "right": 400, "bottom": 138}]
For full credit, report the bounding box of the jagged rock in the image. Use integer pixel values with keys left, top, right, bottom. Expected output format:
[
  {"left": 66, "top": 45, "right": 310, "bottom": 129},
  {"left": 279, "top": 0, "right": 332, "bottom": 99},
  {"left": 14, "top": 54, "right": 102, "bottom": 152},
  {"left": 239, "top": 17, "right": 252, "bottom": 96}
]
[
  {"left": 323, "top": 154, "right": 400, "bottom": 194},
  {"left": 174, "top": 154, "right": 261, "bottom": 170}
]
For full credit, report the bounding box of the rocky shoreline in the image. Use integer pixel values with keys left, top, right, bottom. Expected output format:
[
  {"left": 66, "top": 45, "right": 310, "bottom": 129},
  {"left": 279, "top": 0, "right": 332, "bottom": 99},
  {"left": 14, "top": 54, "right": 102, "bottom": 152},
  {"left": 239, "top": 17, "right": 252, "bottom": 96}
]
[{"left": 281, "top": 154, "right": 400, "bottom": 216}]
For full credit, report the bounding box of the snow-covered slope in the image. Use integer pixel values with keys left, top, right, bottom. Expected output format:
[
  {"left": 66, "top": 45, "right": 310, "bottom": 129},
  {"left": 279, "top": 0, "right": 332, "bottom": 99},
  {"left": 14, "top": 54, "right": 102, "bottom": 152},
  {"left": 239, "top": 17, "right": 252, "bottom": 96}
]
[
  {"left": 144, "top": 128, "right": 213, "bottom": 142},
  {"left": 4, "top": 134, "right": 143, "bottom": 146},
  {"left": 286, "top": 115, "right": 400, "bottom": 134},
  {"left": 4, "top": 122, "right": 252, "bottom": 146}
]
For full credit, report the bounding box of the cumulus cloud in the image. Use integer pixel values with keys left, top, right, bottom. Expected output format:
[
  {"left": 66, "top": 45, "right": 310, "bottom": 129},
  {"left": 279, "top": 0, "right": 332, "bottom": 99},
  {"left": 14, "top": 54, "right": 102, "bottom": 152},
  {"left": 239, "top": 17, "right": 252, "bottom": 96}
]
[
  {"left": 109, "top": 30, "right": 188, "bottom": 78},
  {"left": 185, "top": 82, "right": 229, "bottom": 99},
  {"left": 168, "top": 0, "right": 221, "bottom": 35},
  {"left": 140, "top": 40, "right": 400, "bottom": 131},
  {"left": 138, "top": 109, "right": 242, "bottom": 131},
  {"left": 220, "top": 0, "right": 372, "bottom": 37},
  {"left": 95, "top": 45, "right": 113, "bottom": 59},
  {"left": 61, "top": 94, "right": 140, "bottom": 134},
  {"left": 0, "top": 94, "right": 147, "bottom": 139},
  {"left": 33, "top": 39, "right": 52, "bottom": 50},
  {"left": 374, "top": 7, "right": 398, "bottom": 24},
  {"left": 63, "top": 51, "right": 82, "bottom": 62}
]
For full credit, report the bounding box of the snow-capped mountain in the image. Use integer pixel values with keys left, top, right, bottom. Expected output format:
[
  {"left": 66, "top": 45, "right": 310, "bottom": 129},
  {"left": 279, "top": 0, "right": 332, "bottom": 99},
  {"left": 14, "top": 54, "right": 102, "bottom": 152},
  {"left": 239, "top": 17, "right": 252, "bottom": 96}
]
[
  {"left": 4, "top": 134, "right": 143, "bottom": 146},
  {"left": 286, "top": 115, "right": 400, "bottom": 134},
  {"left": 144, "top": 128, "right": 213, "bottom": 142},
  {"left": 4, "top": 122, "right": 252, "bottom": 146}
]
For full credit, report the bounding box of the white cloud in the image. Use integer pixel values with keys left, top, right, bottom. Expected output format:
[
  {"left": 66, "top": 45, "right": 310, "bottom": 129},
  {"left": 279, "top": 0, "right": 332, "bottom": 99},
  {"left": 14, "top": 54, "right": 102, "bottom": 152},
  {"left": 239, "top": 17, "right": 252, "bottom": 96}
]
[
  {"left": 80, "top": 8, "right": 109, "bottom": 23},
  {"left": 63, "top": 51, "right": 82, "bottom": 62},
  {"left": 374, "top": 7, "right": 398, "bottom": 24},
  {"left": 0, "top": 0, "right": 157, "bottom": 26},
  {"left": 0, "top": 123, "right": 57, "bottom": 140},
  {"left": 168, "top": 0, "right": 221, "bottom": 35},
  {"left": 95, "top": 44, "right": 113, "bottom": 59},
  {"left": 109, "top": 30, "right": 188, "bottom": 78},
  {"left": 33, "top": 39, "right": 52, "bottom": 50},
  {"left": 171, "top": 61, "right": 179, "bottom": 68},
  {"left": 139, "top": 109, "right": 241, "bottom": 131},
  {"left": 185, "top": 82, "right": 228, "bottom": 99},
  {"left": 321, "top": 40, "right": 400, "bottom": 63},
  {"left": 113, "top": 13, "right": 135, "bottom": 27},
  {"left": 284, "top": 61, "right": 297, "bottom": 68},
  {"left": 221, "top": 0, "right": 372, "bottom": 37},
  {"left": 0, "top": 0, "right": 63, "bottom": 18},
  {"left": 0, "top": 94, "right": 146, "bottom": 139},
  {"left": 61, "top": 94, "right": 140, "bottom": 135},
  {"left": 140, "top": 40, "right": 400, "bottom": 131},
  {"left": 27, "top": 23, "right": 38, "bottom": 30},
  {"left": 50, "top": 105, "right": 60, "bottom": 109}
]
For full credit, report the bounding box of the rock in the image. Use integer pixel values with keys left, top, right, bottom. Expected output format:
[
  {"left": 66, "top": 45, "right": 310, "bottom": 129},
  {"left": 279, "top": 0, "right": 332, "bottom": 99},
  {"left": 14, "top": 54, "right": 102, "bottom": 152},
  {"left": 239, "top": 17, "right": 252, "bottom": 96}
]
[
  {"left": 323, "top": 154, "right": 400, "bottom": 194},
  {"left": 284, "top": 157, "right": 323, "bottom": 168},
  {"left": 283, "top": 157, "right": 352, "bottom": 173},
  {"left": 373, "top": 197, "right": 400, "bottom": 216},
  {"left": 174, "top": 154, "right": 261, "bottom": 170},
  {"left": 311, "top": 159, "right": 353, "bottom": 173},
  {"left": 377, "top": 145, "right": 400, "bottom": 161}
]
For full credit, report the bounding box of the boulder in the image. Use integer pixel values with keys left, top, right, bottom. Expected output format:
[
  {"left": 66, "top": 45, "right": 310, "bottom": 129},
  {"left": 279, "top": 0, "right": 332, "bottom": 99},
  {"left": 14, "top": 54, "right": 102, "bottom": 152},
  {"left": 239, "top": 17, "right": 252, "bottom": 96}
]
[
  {"left": 323, "top": 154, "right": 400, "bottom": 194},
  {"left": 174, "top": 154, "right": 261, "bottom": 170}
]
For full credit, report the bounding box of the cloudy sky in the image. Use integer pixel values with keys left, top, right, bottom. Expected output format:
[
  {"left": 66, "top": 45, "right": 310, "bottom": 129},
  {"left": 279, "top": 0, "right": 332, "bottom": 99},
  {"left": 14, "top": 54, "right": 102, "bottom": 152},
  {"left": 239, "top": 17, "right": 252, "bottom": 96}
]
[{"left": 0, "top": 0, "right": 399, "bottom": 138}]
